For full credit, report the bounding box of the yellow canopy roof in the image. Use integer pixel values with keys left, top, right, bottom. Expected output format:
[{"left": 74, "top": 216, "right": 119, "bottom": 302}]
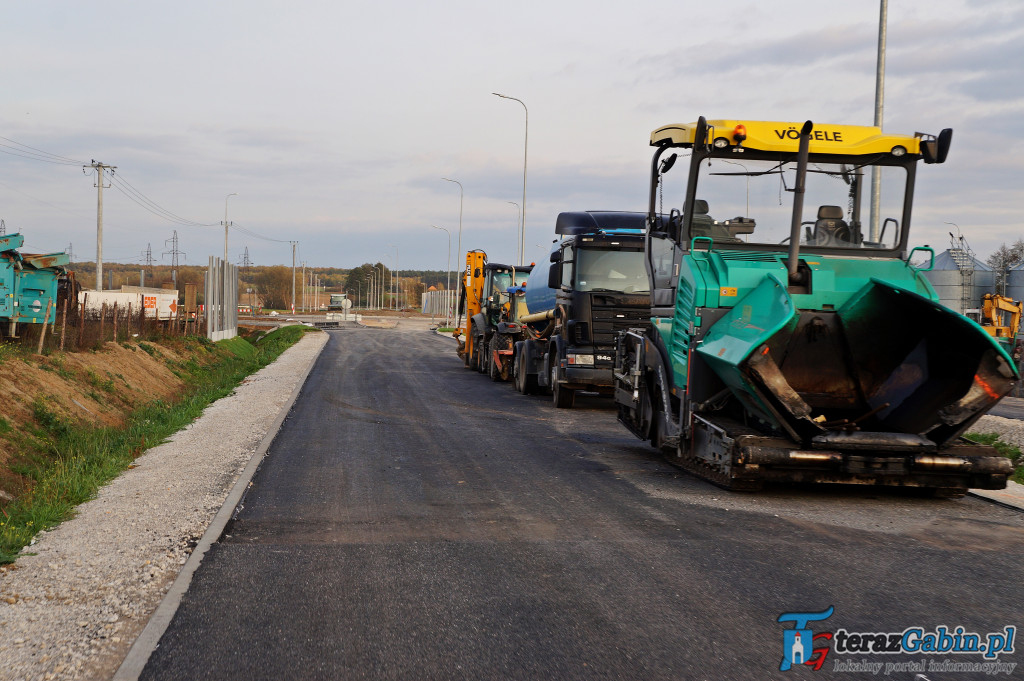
[{"left": 651, "top": 119, "right": 922, "bottom": 156}]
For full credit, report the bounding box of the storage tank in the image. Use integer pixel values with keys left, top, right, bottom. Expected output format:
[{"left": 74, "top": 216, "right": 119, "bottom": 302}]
[
  {"left": 1005, "top": 261, "right": 1024, "bottom": 303},
  {"left": 924, "top": 249, "right": 993, "bottom": 315},
  {"left": 523, "top": 254, "right": 556, "bottom": 315}
]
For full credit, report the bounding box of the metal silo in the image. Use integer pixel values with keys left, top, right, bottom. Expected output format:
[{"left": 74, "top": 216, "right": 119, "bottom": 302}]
[
  {"left": 1006, "top": 260, "right": 1024, "bottom": 304},
  {"left": 924, "top": 248, "right": 992, "bottom": 316}
]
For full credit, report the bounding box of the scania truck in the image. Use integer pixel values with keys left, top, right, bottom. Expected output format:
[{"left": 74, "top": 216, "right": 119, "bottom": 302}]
[{"left": 514, "top": 211, "right": 651, "bottom": 408}]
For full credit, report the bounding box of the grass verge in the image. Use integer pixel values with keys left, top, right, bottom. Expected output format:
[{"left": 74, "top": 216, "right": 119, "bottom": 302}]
[
  {"left": 966, "top": 432, "right": 1024, "bottom": 485},
  {"left": 0, "top": 325, "right": 313, "bottom": 564}
]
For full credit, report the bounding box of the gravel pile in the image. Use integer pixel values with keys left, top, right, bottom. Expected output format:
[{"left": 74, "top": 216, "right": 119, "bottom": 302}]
[{"left": 0, "top": 331, "right": 327, "bottom": 681}]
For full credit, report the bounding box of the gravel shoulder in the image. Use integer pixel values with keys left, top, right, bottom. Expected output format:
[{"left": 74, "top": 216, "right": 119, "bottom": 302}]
[{"left": 0, "top": 331, "right": 328, "bottom": 681}]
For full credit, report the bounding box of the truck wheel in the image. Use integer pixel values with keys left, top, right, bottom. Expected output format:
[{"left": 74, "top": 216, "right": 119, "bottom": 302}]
[
  {"left": 475, "top": 330, "right": 488, "bottom": 374},
  {"left": 477, "top": 335, "right": 489, "bottom": 374},
  {"left": 469, "top": 323, "right": 482, "bottom": 372},
  {"left": 551, "top": 357, "right": 575, "bottom": 409},
  {"left": 466, "top": 324, "right": 476, "bottom": 369},
  {"left": 515, "top": 352, "right": 536, "bottom": 394},
  {"left": 488, "top": 337, "right": 502, "bottom": 381}
]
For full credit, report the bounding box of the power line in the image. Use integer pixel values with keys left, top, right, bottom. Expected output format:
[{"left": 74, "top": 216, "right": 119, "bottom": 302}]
[
  {"left": 107, "top": 172, "right": 217, "bottom": 227},
  {"left": 0, "top": 136, "right": 85, "bottom": 166},
  {"left": 0, "top": 178, "right": 90, "bottom": 220},
  {"left": 0, "top": 132, "right": 216, "bottom": 229},
  {"left": 231, "top": 221, "right": 292, "bottom": 243}
]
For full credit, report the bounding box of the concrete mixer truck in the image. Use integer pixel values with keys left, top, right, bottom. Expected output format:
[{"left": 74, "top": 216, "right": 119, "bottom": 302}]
[{"left": 613, "top": 117, "right": 1016, "bottom": 495}]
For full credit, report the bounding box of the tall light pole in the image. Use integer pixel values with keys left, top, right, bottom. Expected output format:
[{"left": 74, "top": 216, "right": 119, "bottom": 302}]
[
  {"left": 870, "top": 0, "right": 888, "bottom": 242},
  {"left": 374, "top": 264, "right": 384, "bottom": 310},
  {"left": 493, "top": 92, "right": 528, "bottom": 266},
  {"left": 289, "top": 241, "right": 298, "bottom": 314},
  {"left": 386, "top": 245, "right": 398, "bottom": 310},
  {"left": 441, "top": 177, "right": 463, "bottom": 273},
  {"left": 223, "top": 193, "right": 237, "bottom": 262},
  {"left": 507, "top": 201, "right": 520, "bottom": 263},
  {"left": 432, "top": 225, "right": 451, "bottom": 326}
]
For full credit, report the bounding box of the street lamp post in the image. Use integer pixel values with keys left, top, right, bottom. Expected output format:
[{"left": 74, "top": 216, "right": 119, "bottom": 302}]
[
  {"left": 870, "top": 0, "right": 888, "bottom": 242},
  {"left": 432, "top": 225, "right": 452, "bottom": 327},
  {"left": 223, "top": 193, "right": 237, "bottom": 262},
  {"left": 493, "top": 92, "right": 528, "bottom": 266},
  {"left": 507, "top": 201, "right": 520, "bottom": 264},
  {"left": 374, "top": 265, "right": 384, "bottom": 310},
  {"left": 441, "top": 177, "right": 463, "bottom": 274},
  {"left": 386, "top": 245, "right": 399, "bottom": 310}
]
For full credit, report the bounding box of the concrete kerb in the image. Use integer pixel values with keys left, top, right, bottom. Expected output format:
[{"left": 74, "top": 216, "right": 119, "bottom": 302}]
[
  {"left": 968, "top": 480, "right": 1024, "bottom": 512},
  {"left": 112, "top": 331, "right": 329, "bottom": 681}
]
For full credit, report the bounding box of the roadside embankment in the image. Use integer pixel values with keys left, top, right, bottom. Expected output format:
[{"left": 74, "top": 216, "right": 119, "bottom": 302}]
[{"left": 0, "top": 331, "right": 327, "bottom": 681}]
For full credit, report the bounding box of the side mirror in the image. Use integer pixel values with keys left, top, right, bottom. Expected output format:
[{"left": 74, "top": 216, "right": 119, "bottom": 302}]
[
  {"left": 659, "top": 153, "right": 677, "bottom": 174},
  {"left": 547, "top": 264, "right": 560, "bottom": 290},
  {"left": 921, "top": 128, "right": 953, "bottom": 164},
  {"left": 549, "top": 250, "right": 561, "bottom": 263}
]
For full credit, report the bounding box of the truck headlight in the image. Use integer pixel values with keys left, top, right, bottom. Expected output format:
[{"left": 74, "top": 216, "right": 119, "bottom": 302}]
[{"left": 566, "top": 353, "right": 594, "bottom": 366}]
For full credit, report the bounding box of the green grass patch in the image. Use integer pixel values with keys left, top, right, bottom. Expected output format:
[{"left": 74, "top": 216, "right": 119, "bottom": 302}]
[
  {"left": 137, "top": 342, "right": 159, "bottom": 358},
  {"left": 0, "top": 341, "right": 26, "bottom": 366},
  {"left": 0, "top": 326, "right": 312, "bottom": 564},
  {"left": 217, "top": 336, "right": 257, "bottom": 359},
  {"left": 966, "top": 432, "right": 1024, "bottom": 485},
  {"left": 39, "top": 356, "right": 74, "bottom": 380},
  {"left": 84, "top": 368, "right": 116, "bottom": 393}
]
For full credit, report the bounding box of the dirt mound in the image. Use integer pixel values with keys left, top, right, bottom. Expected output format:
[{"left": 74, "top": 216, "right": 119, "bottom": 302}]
[{"left": 0, "top": 340, "right": 192, "bottom": 504}]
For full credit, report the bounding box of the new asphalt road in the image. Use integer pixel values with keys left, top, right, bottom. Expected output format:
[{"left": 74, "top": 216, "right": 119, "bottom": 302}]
[{"left": 139, "top": 322, "right": 1024, "bottom": 680}]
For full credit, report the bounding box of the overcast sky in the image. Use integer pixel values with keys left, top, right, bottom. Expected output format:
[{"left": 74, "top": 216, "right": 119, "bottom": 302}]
[{"left": 1, "top": 0, "right": 1021, "bottom": 275}]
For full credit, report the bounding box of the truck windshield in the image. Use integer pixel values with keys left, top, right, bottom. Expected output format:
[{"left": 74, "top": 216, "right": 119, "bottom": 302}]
[
  {"left": 575, "top": 248, "right": 649, "bottom": 293},
  {"left": 688, "top": 158, "right": 908, "bottom": 251}
]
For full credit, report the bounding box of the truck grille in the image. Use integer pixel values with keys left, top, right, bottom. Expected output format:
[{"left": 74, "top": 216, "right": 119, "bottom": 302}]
[{"left": 591, "top": 307, "right": 649, "bottom": 347}]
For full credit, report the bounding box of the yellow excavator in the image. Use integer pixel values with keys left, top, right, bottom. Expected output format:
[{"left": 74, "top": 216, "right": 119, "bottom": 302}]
[{"left": 981, "top": 293, "right": 1022, "bottom": 343}]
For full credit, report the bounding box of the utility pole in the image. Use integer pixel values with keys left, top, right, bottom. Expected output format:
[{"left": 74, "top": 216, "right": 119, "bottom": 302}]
[
  {"left": 86, "top": 161, "right": 115, "bottom": 290},
  {"left": 290, "top": 241, "right": 298, "bottom": 314},
  {"left": 238, "top": 247, "right": 254, "bottom": 311},
  {"left": 142, "top": 243, "right": 156, "bottom": 268},
  {"left": 163, "top": 231, "right": 186, "bottom": 289},
  {"left": 239, "top": 247, "right": 253, "bottom": 269}
]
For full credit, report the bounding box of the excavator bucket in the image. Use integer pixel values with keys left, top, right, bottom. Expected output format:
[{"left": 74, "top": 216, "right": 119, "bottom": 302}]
[{"left": 698, "top": 277, "right": 1018, "bottom": 448}]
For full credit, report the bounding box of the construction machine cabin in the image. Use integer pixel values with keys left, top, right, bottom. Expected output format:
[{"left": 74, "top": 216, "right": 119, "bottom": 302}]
[{"left": 614, "top": 117, "right": 1016, "bottom": 494}]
